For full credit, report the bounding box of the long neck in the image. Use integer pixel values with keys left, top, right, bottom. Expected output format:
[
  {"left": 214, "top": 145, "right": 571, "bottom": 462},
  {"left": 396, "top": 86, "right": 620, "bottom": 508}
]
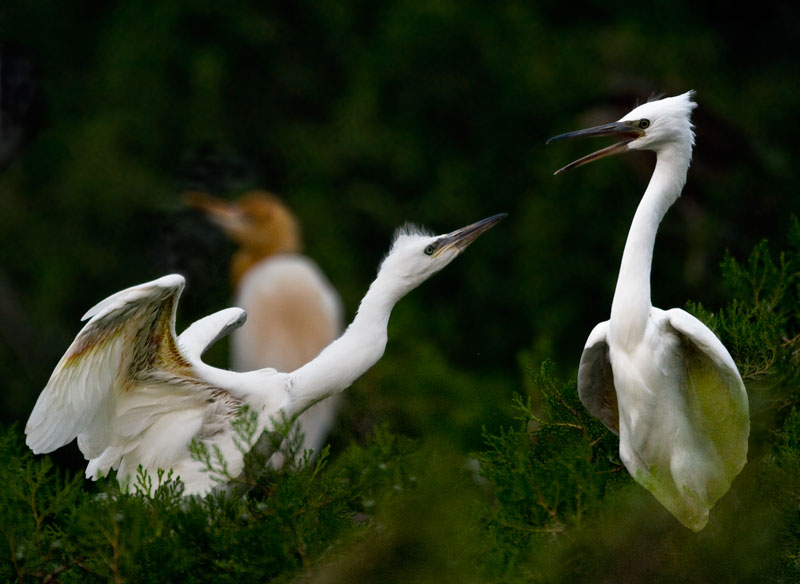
[
  {"left": 284, "top": 273, "right": 402, "bottom": 416},
  {"left": 609, "top": 148, "right": 690, "bottom": 345}
]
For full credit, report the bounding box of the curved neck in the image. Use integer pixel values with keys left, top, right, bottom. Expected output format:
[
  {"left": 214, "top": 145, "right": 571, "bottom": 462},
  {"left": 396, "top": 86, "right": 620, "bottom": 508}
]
[
  {"left": 284, "top": 273, "right": 402, "bottom": 416},
  {"left": 609, "top": 148, "right": 690, "bottom": 344}
]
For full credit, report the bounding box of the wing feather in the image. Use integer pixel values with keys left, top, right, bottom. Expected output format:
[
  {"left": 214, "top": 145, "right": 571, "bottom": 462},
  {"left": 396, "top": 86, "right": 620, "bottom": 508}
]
[
  {"left": 178, "top": 307, "right": 247, "bottom": 361},
  {"left": 664, "top": 308, "right": 740, "bottom": 375},
  {"left": 577, "top": 321, "right": 620, "bottom": 435},
  {"left": 25, "top": 275, "right": 188, "bottom": 455},
  {"left": 664, "top": 308, "right": 750, "bottom": 473}
]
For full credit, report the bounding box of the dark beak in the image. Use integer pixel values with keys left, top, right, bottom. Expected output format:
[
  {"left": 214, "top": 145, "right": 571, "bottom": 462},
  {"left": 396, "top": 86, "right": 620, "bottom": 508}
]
[
  {"left": 547, "top": 121, "right": 644, "bottom": 175},
  {"left": 433, "top": 213, "right": 507, "bottom": 256}
]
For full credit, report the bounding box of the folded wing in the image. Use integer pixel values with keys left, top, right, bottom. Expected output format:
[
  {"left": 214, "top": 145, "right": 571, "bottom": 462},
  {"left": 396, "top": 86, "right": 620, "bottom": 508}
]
[
  {"left": 664, "top": 308, "right": 750, "bottom": 481},
  {"left": 577, "top": 320, "right": 619, "bottom": 435}
]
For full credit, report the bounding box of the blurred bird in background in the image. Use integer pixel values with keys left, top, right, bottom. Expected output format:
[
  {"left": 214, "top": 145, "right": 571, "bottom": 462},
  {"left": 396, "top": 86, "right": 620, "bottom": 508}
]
[
  {"left": 25, "top": 213, "right": 506, "bottom": 495},
  {"left": 549, "top": 92, "right": 749, "bottom": 531},
  {"left": 184, "top": 190, "right": 344, "bottom": 464}
]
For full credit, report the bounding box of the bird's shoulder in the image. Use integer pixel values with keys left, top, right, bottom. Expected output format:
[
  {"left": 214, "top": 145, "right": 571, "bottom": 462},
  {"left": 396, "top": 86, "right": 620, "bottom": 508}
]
[
  {"left": 653, "top": 307, "right": 739, "bottom": 374},
  {"left": 236, "top": 254, "right": 343, "bottom": 324},
  {"left": 240, "top": 254, "right": 332, "bottom": 288}
]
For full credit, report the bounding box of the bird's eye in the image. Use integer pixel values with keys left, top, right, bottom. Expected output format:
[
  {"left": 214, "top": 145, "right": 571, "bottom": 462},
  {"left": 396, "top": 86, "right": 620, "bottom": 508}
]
[
  {"left": 639, "top": 119, "right": 650, "bottom": 129},
  {"left": 424, "top": 245, "right": 435, "bottom": 256}
]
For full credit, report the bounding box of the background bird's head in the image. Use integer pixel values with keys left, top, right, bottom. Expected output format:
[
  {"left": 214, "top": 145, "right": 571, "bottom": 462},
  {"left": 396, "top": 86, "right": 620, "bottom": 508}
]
[
  {"left": 185, "top": 190, "right": 301, "bottom": 254},
  {"left": 376, "top": 214, "right": 506, "bottom": 298},
  {"left": 184, "top": 190, "right": 302, "bottom": 286},
  {"left": 549, "top": 91, "right": 697, "bottom": 173}
]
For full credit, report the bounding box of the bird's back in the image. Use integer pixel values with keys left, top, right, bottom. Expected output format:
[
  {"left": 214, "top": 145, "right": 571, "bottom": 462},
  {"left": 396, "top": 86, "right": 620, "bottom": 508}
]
[
  {"left": 231, "top": 254, "right": 344, "bottom": 461},
  {"left": 86, "top": 374, "right": 244, "bottom": 493},
  {"left": 231, "top": 254, "right": 343, "bottom": 373},
  {"left": 610, "top": 307, "right": 748, "bottom": 530}
]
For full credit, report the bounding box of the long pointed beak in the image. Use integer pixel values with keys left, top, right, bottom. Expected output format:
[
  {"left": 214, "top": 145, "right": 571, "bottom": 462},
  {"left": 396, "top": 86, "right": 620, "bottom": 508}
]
[
  {"left": 183, "top": 191, "right": 245, "bottom": 232},
  {"left": 547, "top": 120, "right": 643, "bottom": 175},
  {"left": 433, "top": 213, "right": 507, "bottom": 257}
]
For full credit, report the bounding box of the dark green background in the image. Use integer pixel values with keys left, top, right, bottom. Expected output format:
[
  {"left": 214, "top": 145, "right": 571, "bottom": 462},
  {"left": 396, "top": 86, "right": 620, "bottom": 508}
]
[{"left": 1, "top": 1, "right": 798, "bottom": 459}]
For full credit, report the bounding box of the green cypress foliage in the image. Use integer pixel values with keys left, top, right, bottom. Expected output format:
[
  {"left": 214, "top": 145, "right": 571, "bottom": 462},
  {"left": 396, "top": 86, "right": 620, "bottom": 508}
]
[
  {"left": 2, "top": 228, "right": 800, "bottom": 581},
  {"left": 476, "top": 220, "right": 800, "bottom": 581}
]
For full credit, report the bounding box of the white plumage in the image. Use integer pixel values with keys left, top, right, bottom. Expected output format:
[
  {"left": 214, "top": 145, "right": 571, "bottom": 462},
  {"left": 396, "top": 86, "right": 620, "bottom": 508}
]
[
  {"left": 25, "top": 214, "right": 505, "bottom": 495},
  {"left": 186, "top": 191, "right": 344, "bottom": 462},
  {"left": 549, "top": 92, "right": 749, "bottom": 531}
]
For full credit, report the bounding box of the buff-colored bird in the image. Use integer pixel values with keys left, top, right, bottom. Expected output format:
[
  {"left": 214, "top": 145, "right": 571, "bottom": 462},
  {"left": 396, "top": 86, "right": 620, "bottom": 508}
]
[{"left": 185, "top": 191, "right": 343, "bottom": 462}]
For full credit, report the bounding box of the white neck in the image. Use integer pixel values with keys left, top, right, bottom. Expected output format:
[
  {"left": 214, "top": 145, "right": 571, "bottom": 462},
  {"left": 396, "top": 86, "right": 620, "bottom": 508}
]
[
  {"left": 284, "top": 272, "right": 403, "bottom": 416},
  {"left": 609, "top": 147, "right": 691, "bottom": 345}
]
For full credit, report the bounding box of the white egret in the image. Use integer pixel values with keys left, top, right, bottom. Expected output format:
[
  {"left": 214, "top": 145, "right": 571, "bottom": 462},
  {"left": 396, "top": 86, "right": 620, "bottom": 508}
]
[
  {"left": 25, "top": 214, "right": 505, "bottom": 495},
  {"left": 548, "top": 91, "right": 749, "bottom": 531},
  {"left": 185, "top": 191, "right": 344, "bottom": 463}
]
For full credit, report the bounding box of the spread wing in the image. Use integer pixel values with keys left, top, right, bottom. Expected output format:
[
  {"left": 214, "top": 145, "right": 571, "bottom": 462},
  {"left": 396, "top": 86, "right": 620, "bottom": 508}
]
[
  {"left": 577, "top": 320, "right": 619, "bottom": 435},
  {"left": 25, "top": 274, "right": 235, "bottom": 459}
]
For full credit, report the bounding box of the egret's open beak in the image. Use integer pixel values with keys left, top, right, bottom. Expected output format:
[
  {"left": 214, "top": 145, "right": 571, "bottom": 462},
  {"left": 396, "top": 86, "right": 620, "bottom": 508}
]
[
  {"left": 183, "top": 192, "right": 246, "bottom": 232},
  {"left": 432, "top": 213, "right": 507, "bottom": 257},
  {"left": 547, "top": 121, "right": 644, "bottom": 175}
]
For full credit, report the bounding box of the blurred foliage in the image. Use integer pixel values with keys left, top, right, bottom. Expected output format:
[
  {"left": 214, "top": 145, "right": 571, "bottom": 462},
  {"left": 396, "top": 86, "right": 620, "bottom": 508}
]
[
  {"left": 689, "top": 217, "right": 800, "bottom": 445},
  {"left": 1, "top": 1, "right": 800, "bottom": 580},
  {"left": 477, "top": 226, "right": 800, "bottom": 582},
  {"left": 2, "top": 230, "right": 800, "bottom": 581},
  {"left": 477, "top": 362, "right": 625, "bottom": 578},
  {"left": 1, "top": 1, "right": 799, "bottom": 438}
]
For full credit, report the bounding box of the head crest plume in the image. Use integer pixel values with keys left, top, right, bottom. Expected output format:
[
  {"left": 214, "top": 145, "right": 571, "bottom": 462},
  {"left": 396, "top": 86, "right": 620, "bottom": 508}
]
[
  {"left": 390, "top": 222, "right": 433, "bottom": 248},
  {"left": 622, "top": 90, "right": 697, "bottom": 150},
  {"left": 373, "top": 223, "right": 434, "bottom": 269}
]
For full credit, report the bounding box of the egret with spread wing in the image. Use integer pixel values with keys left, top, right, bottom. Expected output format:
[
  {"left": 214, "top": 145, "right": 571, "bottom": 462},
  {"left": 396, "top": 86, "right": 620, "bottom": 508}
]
[
  {"left": 548, "top": 91, "right": 749, "bottom": 531},
  {"left": 26, "top": 214, "right": 506, "bottom": 495},
  {"left": 185, "top": 191, "right": 344, "bottom": 463}
]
